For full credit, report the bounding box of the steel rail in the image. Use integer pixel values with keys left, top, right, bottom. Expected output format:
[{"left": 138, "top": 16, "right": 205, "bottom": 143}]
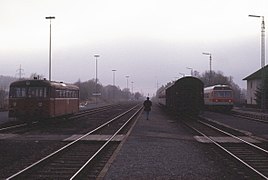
[
  {"left": 187, "top": 120, "right": 268, "bottom": 179},
  {"left": 189, "top": 123, "right": 267, "bottom": 179},
  {"left": 70, "top": 105, "right": 143, "bottom": 179},
  {"left": 0, "top": 123, "right": 27, "bottom": 131},
  {"left": 199, "top": 120, "right": 268, "bottom": 154},
  {"left": 6, "top": 104, "right": 141, "bottom": 179},
  {"left": 0, "top": 105, "right": 116, "bottom": 132},
  {"left": 69, "top": 104, "right": 118, "bottom": 119}
]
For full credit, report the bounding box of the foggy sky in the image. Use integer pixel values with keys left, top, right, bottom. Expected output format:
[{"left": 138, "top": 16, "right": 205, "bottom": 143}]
[{"left": 0, "top": 0, "right": 267, "bottom": 96}]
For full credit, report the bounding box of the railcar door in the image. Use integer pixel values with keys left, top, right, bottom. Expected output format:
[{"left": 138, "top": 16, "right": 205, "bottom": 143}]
[{"left": 49, "top": 87, "right": 56, "bottom": 117}]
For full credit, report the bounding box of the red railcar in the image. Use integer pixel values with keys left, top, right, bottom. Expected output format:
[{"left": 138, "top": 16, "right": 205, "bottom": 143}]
[
  {"left": 9, "top": 79, "right": 79, "bottom": 122},
  {"left": 204, "top": 85, "right": 233, "bottom": 111}
]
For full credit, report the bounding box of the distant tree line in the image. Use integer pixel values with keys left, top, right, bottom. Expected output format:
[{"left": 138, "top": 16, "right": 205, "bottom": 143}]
[
  {"left": 74, "top": 79, "right": 143, "bottom": 104},
  {"left": 0, "top": 75, "right": 17, "bottom": 110}
]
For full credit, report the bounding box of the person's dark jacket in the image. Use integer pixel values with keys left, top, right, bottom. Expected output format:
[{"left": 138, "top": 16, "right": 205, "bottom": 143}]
[{"left": 143, "top": 100, "right": 152, "bottom": 111}]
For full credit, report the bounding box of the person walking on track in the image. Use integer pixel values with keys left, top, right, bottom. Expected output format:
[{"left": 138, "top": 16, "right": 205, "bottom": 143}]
[{"left": 143, "top": 97, "right": 152, "bottom": 120}]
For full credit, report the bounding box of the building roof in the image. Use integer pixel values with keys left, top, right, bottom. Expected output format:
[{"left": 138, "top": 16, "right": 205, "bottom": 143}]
[{"left": 243, "top": 65, "right": 268, "bottom": 81}]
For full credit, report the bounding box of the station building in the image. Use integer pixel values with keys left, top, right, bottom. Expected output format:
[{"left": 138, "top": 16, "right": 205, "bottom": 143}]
[{"left": 243, "top": 65, "right": 268, "bottom": 105}]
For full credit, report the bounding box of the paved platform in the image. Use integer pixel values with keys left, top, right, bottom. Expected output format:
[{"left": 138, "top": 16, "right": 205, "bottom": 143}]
[
  {"left": 102, "top": 104, "right": 241, "bottom": 179},
  {"left": 232, "top": 107, "right": 268, "bottom": 121}
]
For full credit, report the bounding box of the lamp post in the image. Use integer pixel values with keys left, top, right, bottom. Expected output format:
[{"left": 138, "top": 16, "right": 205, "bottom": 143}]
[
  {"left": 45, "top": 16, "right": 55, "bottom": 81},
  {"left": 249, "top": 15, "right": 265, "bottom": 68},
  {"left": 249, "top": 14, "right": 266, "bottom": 110},
  {"left": 125, "top": 75, "right": 130, "bottom": 100},
  {"left": 94, "top": 54, "right": 100, "bottom": 104},
  {"left": 112, "top": 69, "right": 116, "bottom": 101},
  {"left": 202, "top": 52, "right": 212, "bottom": 84},
  {"left": 125, "top": 75, "right": 130, "bottom": 89},
  {"left": 131, "top": 81, "right": 134, "bottom": 94},
  {"left": 112, "top": 70, "right": 117, "bottom": 87},
  {"left": 186, "top": 67, "right": 193, "bottom": 76}
]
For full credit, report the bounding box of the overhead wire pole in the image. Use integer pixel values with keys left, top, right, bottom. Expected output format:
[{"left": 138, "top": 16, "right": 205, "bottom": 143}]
[
  {"left": 249, "top": 14, "right": 266, "bottom": 110},
  {"left": 16, "top": 64, "right": 24, "bottom": 79},
  {"left": 45, "top": 16, "right": 55, "bottom": 81}
]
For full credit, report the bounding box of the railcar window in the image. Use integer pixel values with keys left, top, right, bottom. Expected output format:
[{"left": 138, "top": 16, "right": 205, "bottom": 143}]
[
  {"left": 28, "top": 87, "right": 48, "bottom": 98},
  {"left": 22, "top": 88, "right": 26, "bottom": 97},
  {"left": 28, "top": 88, "right": 36, "bottom": 97},
  {"left": 44, "top": 88, "right": 48, "bottom": 98},
  {"left": 214, "top": 91, "right": 232, "bottom": 98},
  {"left": 56, "top": 90, "right": 60, "bottom": 98},
  {"left": 54, "top": 89, "right": 78, "bottom": 98},
  {"left": 10, "top": 87, "right": 26, "bottom": 98},
  {"left": 72, "top": 91, "right": 76, "bottom": 98}
]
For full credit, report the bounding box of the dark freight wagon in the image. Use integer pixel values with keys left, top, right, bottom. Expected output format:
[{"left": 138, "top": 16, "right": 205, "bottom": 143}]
[{"left": 165, "top": 76, "right": 204, "bottom": 116}]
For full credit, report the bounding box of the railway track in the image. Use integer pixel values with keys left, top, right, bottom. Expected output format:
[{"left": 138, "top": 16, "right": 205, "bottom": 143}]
[
  {"left": 0, "top": 123, "right": 28, "bottom": 131},
  {"left": 0, "top": 104, "right": 121, "bottom": 133},
  {"left": 69, "top": 104, "right": 121, "bottom": 120},
  {"left": 185, "top": 117, "right": 268, "bottom": 179},
  {"left": 6, "top": 104, "right": 143, "bottom": 179}
]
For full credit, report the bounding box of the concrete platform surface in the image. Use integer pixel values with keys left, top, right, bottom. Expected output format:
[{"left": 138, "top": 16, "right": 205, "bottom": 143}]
[{"left": 103, "top": 105, "right": 241, "bottom": 179}]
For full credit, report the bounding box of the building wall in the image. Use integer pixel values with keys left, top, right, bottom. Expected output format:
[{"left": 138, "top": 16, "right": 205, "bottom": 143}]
[{"left": 246, "top": 79, "right": 261, "bottom": 105}]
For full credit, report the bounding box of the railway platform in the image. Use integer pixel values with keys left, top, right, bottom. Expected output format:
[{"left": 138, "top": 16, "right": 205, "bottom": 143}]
[
  {"left": 101, "top": 104, "right": 240, "bottom": 179},
  {"left": 232, "top": 106, "right": 268, "bottom": 121}
]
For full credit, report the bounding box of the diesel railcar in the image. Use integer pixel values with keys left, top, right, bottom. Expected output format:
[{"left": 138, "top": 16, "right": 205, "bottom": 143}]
[
  {"left": 204, "top": 85, "right": 233, "bottom": 111},
  {"left": 9, "top": 79, "right": 79, "bottom": 122},
  {"left": 159, "top": 76, "right": 204, "bottom": 116}
]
